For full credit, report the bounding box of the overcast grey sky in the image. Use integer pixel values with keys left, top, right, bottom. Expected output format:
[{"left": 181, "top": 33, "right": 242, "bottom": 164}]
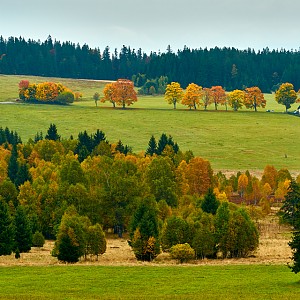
[{"left": 1, "top": 0, "right": 300, "bottom": 53}]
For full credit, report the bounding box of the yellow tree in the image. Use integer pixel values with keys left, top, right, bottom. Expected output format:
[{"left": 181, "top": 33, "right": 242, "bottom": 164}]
[
  {"left": 101, "top": 82, "right": 116, "bottom": 107},
  {"left": 165, "top": 82, "right": 184, "bottom": 109},
  {"left": 275, "top": 83, "right": 298, "bottom": 112},
  {"left": 244, "top": 87, "right": 266, "bottom": 112},
  {"left": 227, "top": 89, "right": 245, "bottom": 111},
  {"left": 182, "top": 83, "right": 202, "bottom": 110},
  {"left": 112, "top": 79, "right": 137, "bottom": 108},
  {"left": 210, "top": 86, "right": 226, "bottom": 110},
  {"left": 238, "top": 174, "right": 248, "bottom": 199}
]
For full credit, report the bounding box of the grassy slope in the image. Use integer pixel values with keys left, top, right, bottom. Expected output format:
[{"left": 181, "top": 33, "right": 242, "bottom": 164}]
[
  {"left": 0, "top": 265, "right": 299, "bottom": 299},
  {"left": 0, "top": 75, "right": 299, "bottom": 171}
]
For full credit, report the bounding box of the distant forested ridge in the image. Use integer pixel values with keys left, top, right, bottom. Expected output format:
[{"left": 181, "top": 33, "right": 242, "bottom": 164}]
[{"left": 1, "top": 35, "right": 300, "bottom": 92}]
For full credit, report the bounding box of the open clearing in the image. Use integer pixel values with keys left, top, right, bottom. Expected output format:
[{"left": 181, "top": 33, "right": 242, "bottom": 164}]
[{"left": 0, "top": 75, "right": 300, "bottom": 170}]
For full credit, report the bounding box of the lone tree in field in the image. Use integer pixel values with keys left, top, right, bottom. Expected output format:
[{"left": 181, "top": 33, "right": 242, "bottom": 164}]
[
  {"left": 275, "top": 83, "right": 298, "bottom": 112},
  {"left": 165, "top": 82, "right": 184, "bottom": 109},
  {"left": 103, "top": 79, "right": 137, "bottom": 109},
  {"left": 244, "top": 87, "right": 266, "bottom": 112}
]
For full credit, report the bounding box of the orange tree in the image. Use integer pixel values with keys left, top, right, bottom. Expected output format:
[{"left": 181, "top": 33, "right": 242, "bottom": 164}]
[
  {"left": 181, "top": 83, "right": 202, "bottom": 110},
  {"left": 101, "top": 82, "right": 116, "bottom": 107},
  {"left": 210, "top": 86, "right": 226, "bottom": 110},
  {"left": 244, "top": 87, "right": 266, "bottom": 111},
  {"left": 113, "top": 79, "right": 137, "bottom": 108},
  {"left": 275, "top": 83, "right": 298, "bottom": 112}
]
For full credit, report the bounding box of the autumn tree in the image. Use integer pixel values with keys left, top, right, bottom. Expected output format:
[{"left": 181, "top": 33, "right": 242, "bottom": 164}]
[
  {"left": 201, "top": 88, "right": 212, "bottom": 110},
  {"left": 113, "top": 79, "right": 137, "bottom": 108},
  {"left": 227, "top": 90, "right": 245, "bottom": 111},
  {"left": 182, "top": 83, "right": 202, "bottom": 110},
  {"left": 275, "top": 83, "right": 298, "bottom": 112},
  {"left": 238, "top": 174, "right": 249, "bottom": 199},
  {"left": 101, "top": 82, "right": 116, "bottom": 107},
  {"left": 164, "top": 82, "right": 184, "bottom": 109},
  {"left": 244, "top": 87, "right": 266, "bottom": 111},
  {"left": 210, "top": 86, "right": 226, "bottom": 110}
]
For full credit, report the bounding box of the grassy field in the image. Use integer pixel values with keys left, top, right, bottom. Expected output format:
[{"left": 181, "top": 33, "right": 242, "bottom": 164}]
[
  {"left": 0, "top": 265, "right": 299, "bottom": 299},
  {"left": 0, "top": 75, "right": 299, "bottom": 171}
]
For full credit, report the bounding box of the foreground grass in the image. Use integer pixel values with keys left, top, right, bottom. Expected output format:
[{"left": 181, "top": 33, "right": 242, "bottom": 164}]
[{"left": 0, "top": 265, "right": 299, "bottom": 299}]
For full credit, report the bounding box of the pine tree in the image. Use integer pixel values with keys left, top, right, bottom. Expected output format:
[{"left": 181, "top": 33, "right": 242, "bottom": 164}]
[
  {"left": 7, "top": 144, "right": 19, "bottom": 185},
  {"left": 201, "top": 187, "right": 219, "bottom": 215},
  {"left": 129, "top": 197, "right": 160, "bottom": 261},
  {"left": 0, "top": 198, "right": 15, "bottom": 256},
  {"left": 14, "top": 205, "right": 32, "bottom": 253},
  {"left": 45, "top": 123, "right": 60, "bottom": 141},
  {"left": 146, "top": 135, "right": 157, "bottom": 156}
]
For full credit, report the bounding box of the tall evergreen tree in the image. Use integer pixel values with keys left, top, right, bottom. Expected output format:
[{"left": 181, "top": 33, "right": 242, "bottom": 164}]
[
  {"left": 201, "top": 187, "right": 219, "bottom": 215},
  {"left": 0, "top": 198, "right": 15, "bottom": 256},
  {"left": 145, "top": 135, "right": 157, "bottom": 156},
  {"left": 45, "top": 123, "right": 60, "bottom": 141},
  {"left": 14, "top": 205, "right": 32, "bottom": 253},
  {"left": 129, "top": 197, "right": 160, "bottom": 261},
  {"left": 8, "top": 144, "right": 19, "bottom": 185}
]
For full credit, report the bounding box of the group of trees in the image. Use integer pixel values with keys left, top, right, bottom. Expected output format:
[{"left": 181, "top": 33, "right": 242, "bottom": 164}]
[
  {"left": 2, "top": 36, "right": 300, "bottom": 92},
  {"left": 0, "top": 125, "right": 299, "bottom": 263},
  {"left": 18, "top": 80, "right": 75, "bottom": 104}
]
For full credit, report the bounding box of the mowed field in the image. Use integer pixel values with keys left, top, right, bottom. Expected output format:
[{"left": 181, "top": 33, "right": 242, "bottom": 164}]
[{"left": 0, "top": 74, "right": 299, "bottom": 171}]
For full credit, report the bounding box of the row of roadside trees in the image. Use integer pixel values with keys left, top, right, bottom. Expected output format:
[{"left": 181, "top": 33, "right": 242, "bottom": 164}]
[{"left": 100, "top": 80, "right": 299, "bottom": 112}]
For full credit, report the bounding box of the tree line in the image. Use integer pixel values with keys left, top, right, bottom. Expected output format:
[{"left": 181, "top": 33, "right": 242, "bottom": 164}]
[
  {"left": 2, "top": 36, "right": 300, "bottom": 91},
  {"left": 0, "top": 125, "right": 299, "bottom": 263}
]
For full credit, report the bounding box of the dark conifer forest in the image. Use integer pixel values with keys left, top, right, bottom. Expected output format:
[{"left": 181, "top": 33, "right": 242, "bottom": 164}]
[{"left": 1, "top": 35, "right": 300, "bottom": 92}]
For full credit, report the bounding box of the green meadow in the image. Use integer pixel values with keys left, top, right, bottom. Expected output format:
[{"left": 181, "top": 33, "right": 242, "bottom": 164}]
[
  {"left": 0, "top": 265, "right": 299, "bottom": 299},
  {"left": 0, "top": 74, "right": 299, "bottom": 171}
]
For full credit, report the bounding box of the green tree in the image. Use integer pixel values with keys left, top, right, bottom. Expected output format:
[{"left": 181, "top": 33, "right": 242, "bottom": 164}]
[
  {"left": 32, "top": 231, "right": 45, "bottom": 248},
  {"left": 0, "top": 198, "right": 15, "bottom": 256},
  {"left": 201, "top": 187, "right": 219, "bottom": 215},
  {"left": 128, "top": 197, "right": 160, "bottom": 261},
  {"left": 161, "top": 216, "right": 191, "bottom": 251},
  {"left": 192, "top": 213, "right": 216, "bottom": 259},
  {"left": 45, "top": 123, "right": 60, "bottom": 141},
  {"left": 275, "top": 83, "right": 298, "bottom": 112},
  {"left": 14, "top": 205, "right": 32, "bottom": 253},
  {"left": 280, "top": 180, "right": 300, "bottom": 229},
  {"left": 86, "top": 223, "right": 106, "bottom": 260},
  {"left": 52, "top": 207, "right": 86, "bottom": 263},
  {"left": 8, "top": 144, "right": 18, "bottom": 185},
  {"left": 145, "top": 135, "right": 157, "bottom": 156},
  {"left": 93, "top": 92, "right": 100, "bottom": 107}
]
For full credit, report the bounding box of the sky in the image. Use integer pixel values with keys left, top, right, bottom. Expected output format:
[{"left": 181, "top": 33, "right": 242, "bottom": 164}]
[{"left": 1, "top": 0, "right": 300, "bottom": 54}]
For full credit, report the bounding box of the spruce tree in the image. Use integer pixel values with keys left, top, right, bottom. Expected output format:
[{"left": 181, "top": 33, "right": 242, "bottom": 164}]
[
  {"left": 0, "top": 198, "right": 15, "bottom": 256},
  {"left": 145, "top": 135, "right": 157, "bottom": 156},
  {"left": 14, "top": 205, "right": 32, "bottom": 253},
  {"left": 129, "top": 197, "right": 160, "bottom": 261},
  {"left": 45, "top": 123, "right": 60, "bottom": 141},
  {"left": 8, "top": 144, "right": 19, "bottom": 185},
  {"left": 201, "top": 187, "right": 219, "bottom": 215}
]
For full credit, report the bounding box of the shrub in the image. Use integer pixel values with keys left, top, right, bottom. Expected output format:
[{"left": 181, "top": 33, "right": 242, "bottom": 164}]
[
  {"left": 170, "top": 243, "right": 195, "bottom": 263},
  {"left": 32, "top": 231, "right": 45, "bottom": 248}
]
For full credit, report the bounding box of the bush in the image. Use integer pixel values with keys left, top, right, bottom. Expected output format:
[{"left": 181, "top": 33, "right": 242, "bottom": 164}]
[
  {"left": 32, "top": 231, "right": 45, "bottom": 248},
  {"left": 170, "top": 243, "right": 195, "bottom": 263},
  {"left": 55, "top": 91, "right": 74, "bottom": 104}
]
